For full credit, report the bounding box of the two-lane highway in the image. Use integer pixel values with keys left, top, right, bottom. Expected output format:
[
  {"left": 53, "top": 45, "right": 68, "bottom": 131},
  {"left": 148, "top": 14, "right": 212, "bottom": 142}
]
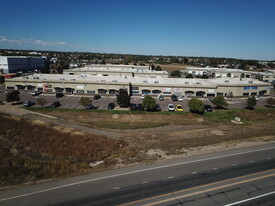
[{"left": 1, "top": 143, "right": 275, "bottom": 206}]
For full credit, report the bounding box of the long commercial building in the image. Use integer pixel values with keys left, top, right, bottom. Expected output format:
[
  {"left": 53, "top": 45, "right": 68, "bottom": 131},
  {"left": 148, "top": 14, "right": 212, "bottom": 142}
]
[
  {"left": 5, "top": 73, "right": 271, "bottom": 97},
  {"left": 64, "top": 65, "right": 168, "bottom": 78},
  {"left": 0, "top": 56, "right": 48, "bottom": 74}
]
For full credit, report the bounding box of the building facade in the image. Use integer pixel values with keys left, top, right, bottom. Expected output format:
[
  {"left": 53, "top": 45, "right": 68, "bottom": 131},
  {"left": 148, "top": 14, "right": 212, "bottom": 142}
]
[
  {"left": 0, "top": 56, "right": 48, "bottom": 74},
  {"left": 5, "top": 74, "right": 271, "bottom": 97}
]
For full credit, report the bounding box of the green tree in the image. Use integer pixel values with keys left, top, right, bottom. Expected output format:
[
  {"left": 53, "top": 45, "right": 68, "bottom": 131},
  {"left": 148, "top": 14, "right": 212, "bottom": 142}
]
[
  {"left": 171, "top": 70, "right": 181, "bottom": 77},
  {"left": 227, "top": 92, "right": 233, "bottom": 99},
  {"left": 186, "top": 73, "right": 193, "bottom": 78},
  {"left": 156, "top": 66, "right": 162, "bottom": 71},
  {"left": 212, "top": 96, "right": 228, "bottom": 108},
  {"left": 6, "top": 90, "right": 20, "bottom": 104},
  {"left": 188, "top": 98, "right": 204, "bottom": 114},
  {"left": 246, "top": 96, "right": 257, "bottom": 109},
  {"left": 184, "top": 58, "right": 189, "bottom": 65},
  {"left": 201, "top": 74, "right": 209, "bottom": 79},
  {"left": 36, "top": 97, "right": 48, "bottom": 108},
  {"left": 116, "top": 89, "right": 131, "bottom": 107},
  {"left": 266, "top": 97, "right": 275, "bottom": 107},
  {"left": 78, "top": 97, "right": 92, "bottom": 107},
  {"left": 142, "top": 96, "right": 157, "bottom": 111},
  {"left": 0, "top": 76, "right": 5, "bottom": 84},
  {"left": 151, "top": 64, "right": 155, "bottom": 70}
]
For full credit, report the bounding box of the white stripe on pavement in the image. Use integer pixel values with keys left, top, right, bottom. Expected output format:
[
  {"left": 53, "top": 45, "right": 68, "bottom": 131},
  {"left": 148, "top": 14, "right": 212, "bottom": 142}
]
[
  {"left": 1, "top": 146, "right": 275, "bottom": 202},
  {"left": 224, "top": 191, "right": 275, "bottom": 206}
]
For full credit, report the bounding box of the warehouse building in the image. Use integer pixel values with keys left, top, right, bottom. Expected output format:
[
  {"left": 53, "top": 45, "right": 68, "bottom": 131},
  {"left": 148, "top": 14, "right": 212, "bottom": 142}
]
[
  {"left": 184, "top": 67, "right": 252, "bottom": 79},
  {"left": 0, "top": 56, "right": 48, "bottom": 74},
  {"left": 64, "top": 65, "right": 168, "bottom": 78},
  {"left": 5, "top": 74, "right": 271, "bottom": 97}
]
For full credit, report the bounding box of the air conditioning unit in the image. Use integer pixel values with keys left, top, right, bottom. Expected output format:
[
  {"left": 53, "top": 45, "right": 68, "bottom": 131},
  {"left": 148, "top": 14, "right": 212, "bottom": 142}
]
[{"left": 249, "top": 81, "right": 253, "bottom": 83}]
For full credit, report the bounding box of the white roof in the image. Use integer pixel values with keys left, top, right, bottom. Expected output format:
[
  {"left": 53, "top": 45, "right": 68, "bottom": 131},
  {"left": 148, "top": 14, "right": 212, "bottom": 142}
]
[
  {"left": 186, "top": 67, "right": 247, "bottom": 73},
  {"left": 67, "top": 66, "right": 168, "bottom": 74},
  {"left": 10, "top": 74, "right": 270, "bottom": 87}
]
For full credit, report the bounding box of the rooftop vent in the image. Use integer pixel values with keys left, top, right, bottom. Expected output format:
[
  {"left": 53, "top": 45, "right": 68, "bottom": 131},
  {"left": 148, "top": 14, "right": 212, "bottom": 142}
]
[
  {"left": 154, "top": 81, "right": 159, "bottom": 84},
  {"left": 249, "top": 81, "right": 253, "bottom": 83},
  {"left": 185, "top": 82, "right": 189, "bottom": 84},
  {"left": 225, "top": 80, "right": 230, "bottom": 83},
  {"left": 59, "top": 78, "right": 65, "bottom": 80},
  {"left": 196, "top": 82, "right": 201, "bottom": 84},
  {"left": 143, "top": 80, "right": 148, "bottom": 83}
]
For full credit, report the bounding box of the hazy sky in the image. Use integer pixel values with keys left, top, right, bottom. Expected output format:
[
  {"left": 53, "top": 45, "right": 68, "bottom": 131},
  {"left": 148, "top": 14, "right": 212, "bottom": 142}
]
[{"left": 0, "top": 0, "right": 274, "bottom": 60}]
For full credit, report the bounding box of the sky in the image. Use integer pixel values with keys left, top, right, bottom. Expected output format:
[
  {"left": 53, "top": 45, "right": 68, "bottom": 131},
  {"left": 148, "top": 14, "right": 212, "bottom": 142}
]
[{"left": 0, "top": 0, "right": 275, "bottom": 60}]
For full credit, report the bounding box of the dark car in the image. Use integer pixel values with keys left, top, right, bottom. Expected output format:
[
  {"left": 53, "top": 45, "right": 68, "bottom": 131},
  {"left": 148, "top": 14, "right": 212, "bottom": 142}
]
[
  {"left": 171, "top": 94, "right": 177, "bottom": 101},
  {"left": 204, "top": 105, "right": 213, "bottom": 112},
  {"left": 108, "top": 102, "right": 115, "bottom": 110},
  {"left": 130, "top": 104, "right": 137, "bottom": 111},
  {"left": 51, "top": 101, "right": 61, "bottom": 108},
  {"left": 86, "top": 104, "right": 95, "bottom": 110},
  {"left": 137, "top": 104, "right": 144, "bottom": 111},
  {"left": 153, "top": 104, "right": 161, "bottom": 112},
  {"left": 23, "top": 101, "right": 34, "bottom": 107},
  {"left": 93, "top": 94, "right": 101, "bottom": 100},
  {"left": 55, "top": 93, "right": 64, "bottom": 98}
]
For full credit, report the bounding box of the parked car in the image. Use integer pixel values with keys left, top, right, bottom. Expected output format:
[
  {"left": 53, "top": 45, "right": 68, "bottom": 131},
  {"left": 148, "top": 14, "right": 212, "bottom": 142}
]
[
  {"left": 23, "top": 101, "right": 34, "bottom": 107},
  {"left": 158, "top": 95, "right": 164, "bottom": 101},
  {"left": 108, "top": 102, "right": 115, "bottom": 110},
  {"left": 175, "top": 105, "right": 184, "bottom": 111},
  {"left": 31, "top": 91, "right": 41, "bottom": 96},
  {"left": 140, "top": 94, "right": 145, "bottom": 99},
  {"left": 51, "top": 101, "right": 61, "bottom": 108},
  {"left": 86, "top": 104, "right": 95, "bottom": 110},
  {"left": 153, "top": 104, "right": 161, "bottom": 112},
  {"left": 204, "top": 105, "right": 213, "bottom": 112},
  {"left": 167, "top": 104, "right": 175, "bottom": 111},
  {"left": 93, "top": 94, "right": 101, "bottom": 100},
  {"left": 130, "top": 104, "right": 137, "bottom": 111},
  {"left": 55, "top": 93, "right": 64, "bottom": 98},
  {"left": 171, "top": 94, "right": 177, "bottom": 101},
  {"left": 137, "top": 104, "right": 144, "bottom": 111},
  {"left": 178, "top": 96, "right": 184, "bottom": 101}
]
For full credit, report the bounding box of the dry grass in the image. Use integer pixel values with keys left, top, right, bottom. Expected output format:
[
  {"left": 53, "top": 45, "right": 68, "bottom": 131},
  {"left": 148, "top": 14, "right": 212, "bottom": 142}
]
[{"left": 0, "top": 113, "right": 132, "bottom": 187}]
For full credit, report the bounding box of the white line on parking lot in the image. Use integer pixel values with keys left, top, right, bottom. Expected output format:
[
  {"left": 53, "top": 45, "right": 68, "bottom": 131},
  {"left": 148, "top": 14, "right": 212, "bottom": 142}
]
[
  {"left": 70, "top": 105, "right": 76, "bottom": 109},
  {"left": 77, "top": 105, "right": 82, "bottom": 109},
  {"left": 64, "top": 105, "right": 69, "bottom": 108}
]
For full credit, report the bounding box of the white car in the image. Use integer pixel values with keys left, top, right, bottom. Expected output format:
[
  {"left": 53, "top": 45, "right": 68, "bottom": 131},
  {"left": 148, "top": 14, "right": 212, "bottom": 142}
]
[
  {"left": 178, "top": 96, "right": 184, "bottom": 101},
  {"left": 167, "top": 104, "right": 175, "bottom": 112},
  {"left": 141, "top": 94, "right": 145, "bottom": 99}
]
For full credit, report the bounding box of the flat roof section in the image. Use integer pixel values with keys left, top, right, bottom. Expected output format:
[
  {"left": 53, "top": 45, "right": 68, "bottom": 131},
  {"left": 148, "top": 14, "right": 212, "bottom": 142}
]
[{"left": 8, "top": 74, "right": 270, "bottom": 87}]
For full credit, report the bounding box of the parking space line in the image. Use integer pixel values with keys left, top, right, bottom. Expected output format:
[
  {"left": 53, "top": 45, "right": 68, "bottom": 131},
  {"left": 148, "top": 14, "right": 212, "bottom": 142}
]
[
  {"left": 64, "top": 105, "right": 69, "bottom": 108},
  {"left": 77, "top": 105, "right": 82, "bottom": 109},
  {"left": 70, "top": 105, "right": 76, "bottom": 109}
]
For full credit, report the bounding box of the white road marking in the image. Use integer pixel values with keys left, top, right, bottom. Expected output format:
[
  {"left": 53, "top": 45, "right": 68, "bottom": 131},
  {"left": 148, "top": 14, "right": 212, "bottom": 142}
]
[
  {"left": 168, "top": 176, "right": 174, "bottom": 179},
  {"left": 64, "top": 105, "right": 69, "bottom": 108},
  {"left": 192, "top": 172, "right": 197, "bottom": 174},
  {"left": 267, "top": 157, "right": 271, "bottom": 159},
  {"left": 232, "top": 164, "right": 237, "bottom": 166},
  {"left": 77, "top": 105, "right": 82, "bottom": 109},
  {"left": 113, "top": 187, "right": 121, "bottom": 190},
  {"left": 70, "top": 105, "right": 76, "bottom": 109},
  {"left": 142, "top": 181, "right": 149, "bottom": 184},
  {"left": 213, "top": 168, "right": 218, "bottom": 170},
  {"left": 250, "top": 160, "right": 255, "bottom": 163},
  {"left": 224, "top": 191, "right": 275, "bottom": 206},
  {"left": 1, "top": 146, "right": 275, "bottom": 202}
]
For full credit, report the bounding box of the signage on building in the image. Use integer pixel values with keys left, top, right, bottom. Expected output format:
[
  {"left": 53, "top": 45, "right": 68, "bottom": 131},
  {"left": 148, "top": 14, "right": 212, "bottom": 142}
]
[
  {"left": 163, "top": 88, "right": 171, "bottom": 92},
  {"left": 76, "top": 85, "right": 84, "bottom": 89}
]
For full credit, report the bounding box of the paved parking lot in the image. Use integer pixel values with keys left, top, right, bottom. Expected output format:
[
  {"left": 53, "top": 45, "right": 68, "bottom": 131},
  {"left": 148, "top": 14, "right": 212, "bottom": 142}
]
[{"left": 0, "top": 87, "right": 274, "bottom": 112}]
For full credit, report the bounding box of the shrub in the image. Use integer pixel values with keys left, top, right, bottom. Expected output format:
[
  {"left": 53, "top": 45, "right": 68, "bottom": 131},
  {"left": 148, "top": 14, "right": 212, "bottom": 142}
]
[
  {"left": 212, "top": 96, "right": 228, "bottom": 108},
  {"left": 6, "top": 90, "right": 20, "bottom": 103},
  {"left": 36, "top": 97, "right": 48, "bottom": 108},
  {"left": 78, "top": 97, "right": 92, "bottom": 107},
  {"left": 116, "top": 89, "right": 131, "bottom": 107},
  {"left": 188, "top": 98, "right": 204, "bottom": 114},
  {"left": 246, "top": 96, "right": 257, "bottom": 109},
  {"left": 266, "top": 97, "right": 275, "bottom": 107},
  {"left": 142, "top": 96, "right": 157, "bottom": 111}
]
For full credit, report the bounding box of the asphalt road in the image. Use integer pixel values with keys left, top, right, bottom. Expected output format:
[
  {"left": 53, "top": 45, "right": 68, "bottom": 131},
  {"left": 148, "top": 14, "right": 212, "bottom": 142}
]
[{"left": 1, "top": 143, "right": 275, "bottom": 206}]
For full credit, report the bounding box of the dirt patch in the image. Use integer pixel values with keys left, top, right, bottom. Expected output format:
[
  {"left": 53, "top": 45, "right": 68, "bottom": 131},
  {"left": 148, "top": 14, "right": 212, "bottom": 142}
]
[{"left": 210, "top": 130, "right": 225, "bottom": 136}]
